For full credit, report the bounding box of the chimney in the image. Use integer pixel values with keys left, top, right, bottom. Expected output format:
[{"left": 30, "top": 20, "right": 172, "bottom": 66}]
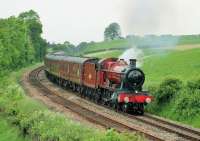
[{"left": 129, "top": 59, "right": 136, "bottom": 67}]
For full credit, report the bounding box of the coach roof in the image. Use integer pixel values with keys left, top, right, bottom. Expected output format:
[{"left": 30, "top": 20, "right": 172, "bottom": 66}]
[{"left": 45, "top": 54, "right": 98, "bottom": 64}]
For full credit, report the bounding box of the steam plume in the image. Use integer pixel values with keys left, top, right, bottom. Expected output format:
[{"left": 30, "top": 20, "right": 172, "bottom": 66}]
[{"left": 119, "top": 47, "right": 144, "bottom": 67}]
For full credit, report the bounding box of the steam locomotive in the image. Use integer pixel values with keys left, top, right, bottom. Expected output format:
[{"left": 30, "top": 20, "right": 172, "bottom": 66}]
[{"left": 44, "top": 54, "right": 152, "bottom": 115}]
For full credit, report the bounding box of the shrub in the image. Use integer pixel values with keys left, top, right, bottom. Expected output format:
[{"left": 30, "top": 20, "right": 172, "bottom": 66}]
[
  {"left": 155, "top": 78, "right": 182, "bottom": 104},
  {"left": 145, "top": 85, "right": 160, "bottom": 113},
  {"left": 174, "top": 89, "right": 200, "bottom": 120},
  {"left": 187, "top": 79, "right": 200, "bottom": 92}
]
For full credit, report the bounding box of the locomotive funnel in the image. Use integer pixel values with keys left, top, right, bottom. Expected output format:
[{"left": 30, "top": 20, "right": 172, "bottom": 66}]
[{"left": 129, "top": 59, "right": 136, "bottom": 67}]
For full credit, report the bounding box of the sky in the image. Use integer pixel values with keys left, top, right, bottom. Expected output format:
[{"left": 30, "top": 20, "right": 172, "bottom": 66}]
[{"left": 0, "top": 0, "right": 200, "bottom": 44}]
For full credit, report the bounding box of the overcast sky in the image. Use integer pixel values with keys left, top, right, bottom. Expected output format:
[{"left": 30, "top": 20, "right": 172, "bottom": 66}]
[{"left": 1, "top": 0, "right": 200, "bottom": 44}]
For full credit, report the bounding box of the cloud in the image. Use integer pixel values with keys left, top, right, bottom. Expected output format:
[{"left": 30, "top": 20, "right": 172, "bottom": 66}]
[{"left": 120, "top": 0, "right": 200, "bottom": 35}]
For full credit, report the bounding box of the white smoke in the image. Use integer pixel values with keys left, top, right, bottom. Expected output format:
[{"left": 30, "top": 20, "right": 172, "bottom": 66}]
[{"left": 119, "top": 47, "right": 144, "bottom": 67}]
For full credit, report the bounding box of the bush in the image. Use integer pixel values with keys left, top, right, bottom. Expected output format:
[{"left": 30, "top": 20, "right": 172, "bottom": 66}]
[
  {"left": 146, "top": 78, "right": 200, "bottom": 127},
  {"left": 145, "top": 85, "right": 159, "bottom": 113},
  {"left": 174, "top": 89, "right": 200, "bottom": 120},
  {"left": 187, "top": 79, "right": 200, "bottom": 92},
  {"left": 155, "top": 78, "right": 182, "bottom": 104}
]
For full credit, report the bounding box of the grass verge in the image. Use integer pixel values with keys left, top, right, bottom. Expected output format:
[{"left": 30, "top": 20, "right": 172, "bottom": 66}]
[
  {"left": 0, "top": 115, "right": 30, "bottom": 141},
  {"left": 146, "top": 78, "right": 200, "bottom": 128},
  {"left": 0, "top": 64, "right": 143, "bottom": 141}
]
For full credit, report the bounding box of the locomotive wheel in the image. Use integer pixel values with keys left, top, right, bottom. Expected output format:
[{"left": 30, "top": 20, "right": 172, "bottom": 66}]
[
  {"left": 94, "top": 95, "right": 99, "bottom": 103},
  {"left": 137, "top": 104, "right": 144, "bottom": 115},
  {"left": 76, "top": 85, "right": 79, "bottom": 92},
  {"left": 72, "top": 84, "right": 76, "bottom": 92},
  {"left": 137, "top": 109, "right": 144, "bottom": 115},
  {"left": 111, "top": 103, "right": 118, "bottom": 111},
  {"left": 88, "top": 89, "right": 92, "bottom": 100},
  {"left": 122, "top": 104, "right": 128, "bottom": 113},
  {"left": 81, "top": 88, "right": 86, "bottom": 98},
  {"left": 95, "top": 90, "right": 101, "bottom": 103},
  {"left": 91, "top": 90, "right": 96, "bottom": 101}
]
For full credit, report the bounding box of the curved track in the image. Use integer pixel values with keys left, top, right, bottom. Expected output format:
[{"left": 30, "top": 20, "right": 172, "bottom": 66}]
[{"left": 28, "top": 66, "right": 200, "bottom": 141}]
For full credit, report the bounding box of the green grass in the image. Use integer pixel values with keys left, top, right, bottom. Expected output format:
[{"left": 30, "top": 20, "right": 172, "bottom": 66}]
[
  {"left": 82, "top": 39, "right": 129, "bottom": 54},
  {"left": 141, "top": 48, "right": 200, "bottom": 128},
  {"left": 84, "top": 40, "right": 200, "bottom": 87},
  {"left": 85, "top": 50, "right": 123, "bottom": 58},
  {"left": 0, "top": 116, "right": 30, "bottom": 141},
  {"left": 142, "top": 48, "right": 200, "bottom": 86},
  {"left": 0, "top": 64, "right": 143, "bottom": 141},
  {"left": 83, "top": 39, "right": 175, "bottom": 59},
  {"left": 157, "top": 98, "right": 200, "bottom": 128},
  {"left": 83, "top": 39, "right": 200, "bottom": 87},
  {"left": 178, "top": 35, "right": 200, "bottom": 45}
]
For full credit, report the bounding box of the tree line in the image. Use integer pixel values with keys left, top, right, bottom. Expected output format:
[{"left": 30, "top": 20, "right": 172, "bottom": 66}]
[{"left": 0, "top": 10, "right": 47, "bottom": 73}]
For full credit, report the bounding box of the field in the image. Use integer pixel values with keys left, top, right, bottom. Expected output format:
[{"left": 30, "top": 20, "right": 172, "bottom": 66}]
[
  {"left": 143, "top": 48, "right": 200, "bottom": 86},
  {"left": 85, "top": 50, "right": 123, "bottom": 58},
  {"left": 83, "top": 39, "right": 200, "bottom": 128},
  {"left": 84, "top": 39, "right": 200, "bottom": 86},
  {"left": 82, "top": 39, "right": 129, "bottom": 54}
]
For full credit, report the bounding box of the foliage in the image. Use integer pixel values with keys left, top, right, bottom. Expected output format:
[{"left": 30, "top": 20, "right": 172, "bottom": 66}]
[
  {"left": 104, "top": 23, "right": 122, "bottom": 41},
  {"left": 187, "top": 79, "right": 200, "bottom": 92},
  {"left": 19, "top": 10, "right": 47, "bottom": 61},
  {"left": 47, "top": 41, "right": 75, "bottom": 55},
  {"left": 146, "top": 78, "right": 200, "bottom": 128},
  {"left": 0, "top": 10, "right": 47, "bottom": 74},
  {"left": 174, "top": 78, "right": 200, "bottom": 120},
  {"left": 0, "top": 66, "right": 143, "bottom": 141},
  {"left": 0, "top": 116, "right": 30, "bottom": 141},
  {"left": 80, "top": 39, "right": 129, "bottom": 56},
  {"left": 178, "top": 35, "right": 200, "bottom": 45},
  {"left": 174, "top": 89, "right": 200, "bottom": 120},
  {"left": 155, "top": 78, "right": 182, "bottom": 104}
]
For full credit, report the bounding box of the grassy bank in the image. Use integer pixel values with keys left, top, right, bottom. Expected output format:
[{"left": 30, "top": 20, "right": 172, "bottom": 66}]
[
  {"left": 0, "top": 116, "right": 30, "bottom": 141},
  {"left": 146, "top": 78, "right": 200, "bottom": 128},
  {"left": 0, "top": 64, "right": 143, "bottom": 141},
  {"left": 141, "top": 48, "right": 200, "bottom": 128},
  {"left": 142, "top": 48, "right": 200, "bottom": 86}
]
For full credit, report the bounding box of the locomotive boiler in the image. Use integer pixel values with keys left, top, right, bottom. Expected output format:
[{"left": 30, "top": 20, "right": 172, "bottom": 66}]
[{"left": 44, "top": 54, "right": 152, "bottom": 115}]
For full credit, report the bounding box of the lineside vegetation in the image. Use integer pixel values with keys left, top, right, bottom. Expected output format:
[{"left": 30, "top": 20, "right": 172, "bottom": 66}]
[{"left": 0, "top": 65, "right": 143, "bottom": 141}]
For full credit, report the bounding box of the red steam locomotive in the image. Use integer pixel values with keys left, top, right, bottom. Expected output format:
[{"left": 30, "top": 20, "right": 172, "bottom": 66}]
[{"left": 44, "top": 54, "right": 152, "bottom": 115}]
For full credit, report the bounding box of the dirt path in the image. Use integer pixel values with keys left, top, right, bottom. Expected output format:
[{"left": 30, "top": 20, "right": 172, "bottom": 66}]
[{"left": 20, "top": 69, "right": 105, "bottom": 130}]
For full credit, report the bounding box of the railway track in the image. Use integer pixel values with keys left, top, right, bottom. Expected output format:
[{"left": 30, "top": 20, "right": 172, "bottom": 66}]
[
  {"left": 121, "top": 113, "right": 200, "bottom": 141},
  {"left": 28, "top": 66, "right": 200, "bottom": 141}
]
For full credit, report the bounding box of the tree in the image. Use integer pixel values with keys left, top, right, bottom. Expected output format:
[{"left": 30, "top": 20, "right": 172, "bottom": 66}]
[
  {"left": 19, "top": 10, "right": 46, "bottom": 61},
  {"left": 0, "top": 10, "right": 46, "bottom": 74},
  {"left": 48, "top": 41, "right": 75, "bottom": 55},
  {"left": 77, "top": 42, "right": 88, "bottom": 49},
  {"left": 104, "top": 22, "right": 121, "bottom": 41}
]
